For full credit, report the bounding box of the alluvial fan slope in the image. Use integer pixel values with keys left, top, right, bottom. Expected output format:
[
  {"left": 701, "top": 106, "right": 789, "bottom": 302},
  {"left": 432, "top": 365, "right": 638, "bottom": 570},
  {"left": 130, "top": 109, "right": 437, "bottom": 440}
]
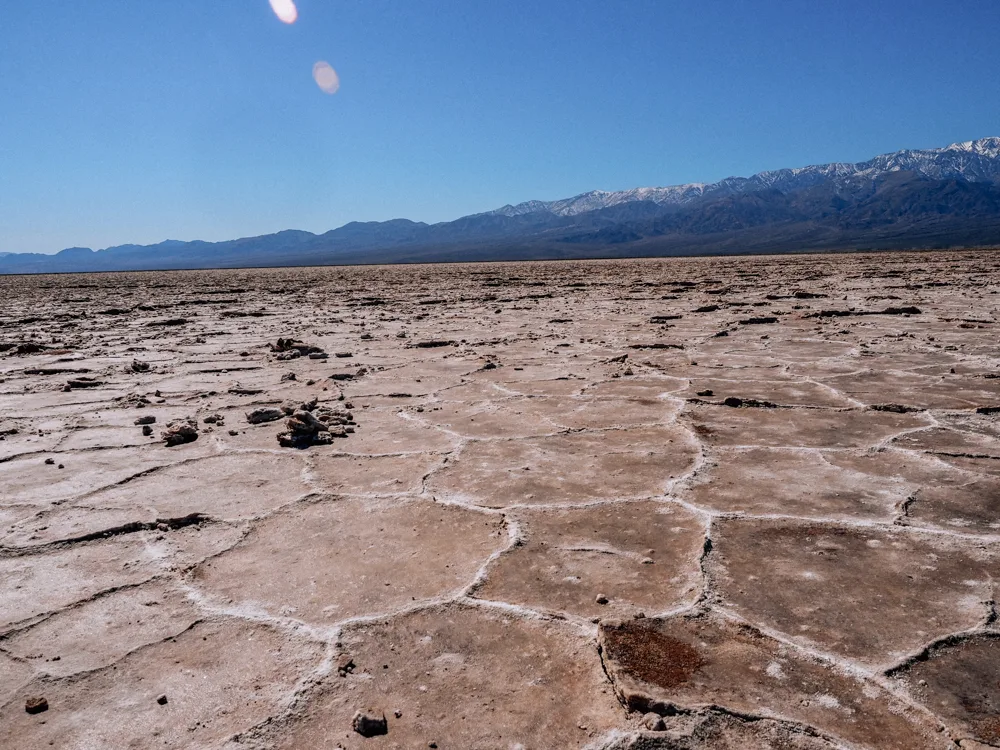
[{"left": 1, "top": 250, "right": 999, "bottom": 749}]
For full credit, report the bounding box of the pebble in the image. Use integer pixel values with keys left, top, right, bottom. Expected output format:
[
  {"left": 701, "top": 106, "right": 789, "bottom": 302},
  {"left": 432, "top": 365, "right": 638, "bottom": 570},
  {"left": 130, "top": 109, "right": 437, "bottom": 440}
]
[
  {"left": 156, "top": 694, "right": 168, "bottom": 705},
  {"left": 25, "top": 696, "right": 48, "bottom": 714}
]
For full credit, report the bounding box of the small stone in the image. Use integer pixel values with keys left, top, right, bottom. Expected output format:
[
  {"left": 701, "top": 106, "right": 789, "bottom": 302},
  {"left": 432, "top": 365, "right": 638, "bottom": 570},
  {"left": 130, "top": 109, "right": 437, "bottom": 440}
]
[
  {"left": 352, "top": 710, "right": 388, "bottom": 737},
  {"left": 44, "top": 458, "right": 54, "bottom": 465},
  {"left": 642, "top": 712, "right": 666, "bottom": 731},
  {"left": 25, "top": 696, "right": 48, "bottom": 714},
  {"left": 336, "top": 654, "right": 356, "bottom": 677},
  {"left": 156, "top": 694, "right": 168, "bottom": 705},
  {"left": 696, "top": 389, "right": 714, "bottom": 397},
  {"left": 142, "top": 425, "right": 153, "bottom": 436},
  {"left": 135, "top": 415, "right": 156, "bottom": 425},
  {"left": 245, "top": 407, "right": 284, "bottom": 425},
  {"left": 595, "top": 594, "right": 609, "bottom": 605}
]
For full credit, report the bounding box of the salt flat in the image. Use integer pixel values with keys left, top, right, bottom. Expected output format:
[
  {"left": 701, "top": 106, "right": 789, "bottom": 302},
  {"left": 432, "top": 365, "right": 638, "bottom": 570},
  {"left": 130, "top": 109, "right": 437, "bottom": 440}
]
[{"left": 1, "top": 250, "right": 999, "bottom": 749}]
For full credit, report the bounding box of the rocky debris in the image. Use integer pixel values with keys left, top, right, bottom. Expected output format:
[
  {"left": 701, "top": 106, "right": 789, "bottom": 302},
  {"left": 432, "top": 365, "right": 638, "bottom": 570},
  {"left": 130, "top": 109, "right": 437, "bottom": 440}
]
[
  {"left": 24, "top": 367, "right": 91, "bottom": 376},
  {"left": 8, "top": 342, "right": 47, "bottom": 355},
  {"left": 723, "top": 397, "right": 778, "bottom": 408},
  {"left": 627, "top": 343, "right": 684, "bottom": 351},
  {"left": 693, "top": 305, "right": 720, "bottom": 313},
  {"left": 129, "top": 359, "right": 150, "bottom": 373},
  {"left": 739, "top": 316, "right": 778, "bottom": 325},
  {"left": 146, "top": 318, "right": 189, "bottom": 326},
  {"left": 869, "top": 404, "right": 923, "bottom": 413},
  {"left": 65, "top": 377, "right": 105, "bottom": 389},
  {"left": 142, "top": 425, "right": 153, "bottom": 436},
  {"left": 203, "top": 414, "right": 223, "bottom": 424},
  {"left": 976, "top": 406, "right": 1000, "bottom": 415},
  {"left": 25, "top": 696, "right": 48, "bottom": 714},
  {"left": 335, "top": 351, "right": 353, "bottom": 358},
  {"left": 352, "top": 710, "right": 388, "bottom": 737},
  {"left": 336, "top": 654, "right": 356, "bottom": 677},
  {"left": 156, "top": 694, "right": 168, "bottom": 705},
  {"left": 409, "top": 340, "right": 455, "bottom": 348},
  {"left": 280, "top": 372, "right": 296, "bottom": 382},
  {"left": 650, "top": 314, "right": 682, "bottom": 323},
  {"left": 268, "top": 337, "right": 325, "bottom": 361},
  {"left": 276, "top": 400, "right": 353, "bottom": 448},
  {"left": 806, "top": 306, "right": 922, "bottom": 319},
  {"left": 697, "top": 389, "right": 714, "bottom": 397},
  {"left": 117, "top": 393, "right": 152, "bottom": 408},
  {"left": 135, "top": 416, "right": 156, "bottom": 425},
  {"left": 246, "top": 407, "right": 284, "bottom": 424},
  {"left": 162, "top": 418, "right": 199, "bottom": 447},
  {"left": 228, "top": 386, "right": 263, "bottom": 396}
]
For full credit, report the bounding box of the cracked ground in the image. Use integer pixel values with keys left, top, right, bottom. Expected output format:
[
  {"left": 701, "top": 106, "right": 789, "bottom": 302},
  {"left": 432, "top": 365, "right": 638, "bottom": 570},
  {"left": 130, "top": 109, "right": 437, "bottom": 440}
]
[{"left": 1, "top": 250, "right": 999, "bottom": 749}]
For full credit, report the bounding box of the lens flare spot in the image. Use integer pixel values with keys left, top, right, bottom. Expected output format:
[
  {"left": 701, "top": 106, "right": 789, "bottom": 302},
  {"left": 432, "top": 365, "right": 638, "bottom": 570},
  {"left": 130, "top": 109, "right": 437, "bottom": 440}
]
[
  {"left": 312, "top": 61, "right": 341, "bottom": 95},
  {"left": 268, "top": 0, "right": 298, "bottom": 24}
]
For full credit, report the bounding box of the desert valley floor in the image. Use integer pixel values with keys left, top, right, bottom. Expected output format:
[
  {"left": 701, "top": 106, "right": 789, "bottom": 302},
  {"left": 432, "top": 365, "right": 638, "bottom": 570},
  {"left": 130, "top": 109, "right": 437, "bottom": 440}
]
[{"left": 2, "top": 251, "right": 1000, "bottom": 749}]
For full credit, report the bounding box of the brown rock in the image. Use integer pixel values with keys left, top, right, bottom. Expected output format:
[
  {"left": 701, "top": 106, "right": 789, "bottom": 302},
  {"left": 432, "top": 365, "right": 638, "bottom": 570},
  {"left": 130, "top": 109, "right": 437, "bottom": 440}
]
[{"left": 352, "top": 710, "right": 388, "bottom": 737}]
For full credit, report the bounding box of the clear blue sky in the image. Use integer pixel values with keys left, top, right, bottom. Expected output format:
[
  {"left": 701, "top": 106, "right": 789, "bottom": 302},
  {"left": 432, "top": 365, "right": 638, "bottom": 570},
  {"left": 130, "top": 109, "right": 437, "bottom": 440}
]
[{"left": 2, "top": 0, "right": 998, "bottom": 254}]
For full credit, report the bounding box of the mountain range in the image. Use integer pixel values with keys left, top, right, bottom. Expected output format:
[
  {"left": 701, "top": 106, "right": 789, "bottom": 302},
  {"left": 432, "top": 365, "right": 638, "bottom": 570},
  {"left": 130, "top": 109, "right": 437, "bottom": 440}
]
[{"left": 4, "top": 137, "right": 1000, "bottom": 274}]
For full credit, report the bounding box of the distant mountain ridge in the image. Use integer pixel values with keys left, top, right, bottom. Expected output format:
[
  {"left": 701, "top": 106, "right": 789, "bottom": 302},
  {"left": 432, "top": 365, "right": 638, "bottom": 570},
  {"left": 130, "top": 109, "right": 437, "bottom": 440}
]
[
  {"left": 2, "top": 137, "right": 1000, "bottom": 274},
  {"left": 484, "top": 137, "right": 1000, "bottom": 217}
]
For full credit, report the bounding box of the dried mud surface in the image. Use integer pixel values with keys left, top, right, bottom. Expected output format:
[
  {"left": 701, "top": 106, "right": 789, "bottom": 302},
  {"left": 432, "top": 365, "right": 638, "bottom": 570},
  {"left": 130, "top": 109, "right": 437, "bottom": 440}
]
[{"left": 1, "top": 250, "right": 999, "bottom": 749}]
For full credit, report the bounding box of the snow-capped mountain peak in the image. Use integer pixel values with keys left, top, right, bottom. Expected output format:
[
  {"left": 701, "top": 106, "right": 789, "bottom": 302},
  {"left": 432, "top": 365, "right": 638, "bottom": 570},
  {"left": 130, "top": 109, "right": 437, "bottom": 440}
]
[{"left": 485, "top": 137, "right": 1000, "bottom": 217}]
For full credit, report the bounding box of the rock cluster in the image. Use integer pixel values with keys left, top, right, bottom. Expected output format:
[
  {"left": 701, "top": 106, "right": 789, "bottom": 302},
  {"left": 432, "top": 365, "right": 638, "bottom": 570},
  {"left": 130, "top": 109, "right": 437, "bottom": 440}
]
[
  {"left": 268, "top": 337, "right": 327, "bottom": 361},
  {"left": 276, "top": 398, "right": 355, "bottom": 448},
  {"left": 161, "top": 418, "right": 198, "bottom": 447}
]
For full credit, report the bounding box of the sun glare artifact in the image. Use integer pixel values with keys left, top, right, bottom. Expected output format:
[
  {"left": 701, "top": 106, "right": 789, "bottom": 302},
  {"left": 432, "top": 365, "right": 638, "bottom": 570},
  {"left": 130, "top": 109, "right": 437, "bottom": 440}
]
[
  {"left": 312, "top": 62, "right": 340, "bottom": 94},
  {"left": 268, "top": 0, "right": 298, "bottom": 24}
]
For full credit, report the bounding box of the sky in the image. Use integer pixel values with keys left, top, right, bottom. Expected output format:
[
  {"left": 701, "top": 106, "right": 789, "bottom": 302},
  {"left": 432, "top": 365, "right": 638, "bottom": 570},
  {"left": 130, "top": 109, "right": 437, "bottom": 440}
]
[{"left": 2, "top": 0, "right": 999, "bottom": 255}]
